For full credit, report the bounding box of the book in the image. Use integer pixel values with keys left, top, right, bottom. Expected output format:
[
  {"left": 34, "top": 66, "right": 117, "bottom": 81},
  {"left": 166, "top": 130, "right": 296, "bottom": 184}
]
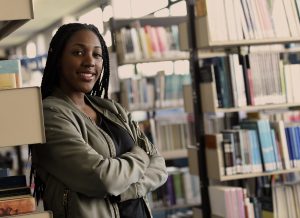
[
  {"left": 241, "top": 119, "right": 276, "bottom": 171},
  {"left": 0, "top": 196, "right": 36, "bottom": 217},
  {"left": 0, "top": 176, "right": 26, "bottom": 190},
  {"left": 209, "top": 186, "right": 236, "bottom": 218},
  {"left": 0, "top": 187, "right": 31, "bottom": 198},
  {"left": 248, "top": 130, "right": 263, "bottom": 173},
  {"left": 0, "top": 59, "right": 22, "bottom": 90},
  {"left": 222, "top": 139, "right": 234, "bottom": 176},
  {"left": 222, "top": 130, "right": 242, "bottom": 174},
  {"left": 271, "top": 121, "right": 291, "bottom": 169},
  {"left": 199, "top": 65, "right": 219, "bottom": 112},
  {"left": 205, "top": 134, "right": 226, "bottom": 178},
  {"left": 202, "top": 56, "right": 233, "bottom": 108}
]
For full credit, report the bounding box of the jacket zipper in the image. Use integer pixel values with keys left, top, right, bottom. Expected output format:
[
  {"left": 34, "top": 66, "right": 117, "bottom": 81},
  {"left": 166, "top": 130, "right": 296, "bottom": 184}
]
[{"left": 63, "top": 188, "right": 70, "bottom": 218}]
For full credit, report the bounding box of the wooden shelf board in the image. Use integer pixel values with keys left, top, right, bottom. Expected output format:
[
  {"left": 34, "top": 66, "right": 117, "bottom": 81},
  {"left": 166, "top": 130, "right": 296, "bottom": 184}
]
[
  {"left": 162, "top": 149, "right": 188, "bottom": 160},
  {"left": 152, "top": 202, "right": 200, "bottom": 212},
  {"left": 208, "top": 102, "right": 300, "bottom": 113},
  {"left": 200, "top": 37, "right": 300, "bottom": 49},
  {"left": 111, "top": 16, "right": 187, "bottom": 30},
  {"left": 118, "top": 53, "right": 189, "bottom": 65}
]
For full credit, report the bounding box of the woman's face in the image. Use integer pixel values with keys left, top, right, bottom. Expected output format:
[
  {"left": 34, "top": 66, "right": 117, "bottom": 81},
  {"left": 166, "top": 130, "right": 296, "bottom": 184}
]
[{"left": 58, "top": 29, "right": 103, "bottom": 96}]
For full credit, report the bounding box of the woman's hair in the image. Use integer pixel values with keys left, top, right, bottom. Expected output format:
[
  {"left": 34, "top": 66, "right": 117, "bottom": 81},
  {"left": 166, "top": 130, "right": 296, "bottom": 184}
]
[{"left": 41, "top": 23, "right": 110, "bottom": 99}]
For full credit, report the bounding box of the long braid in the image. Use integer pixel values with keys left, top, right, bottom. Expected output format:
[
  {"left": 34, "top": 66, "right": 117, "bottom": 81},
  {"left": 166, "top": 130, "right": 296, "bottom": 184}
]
[{"left": 91, "top": 27, "right": 110, "bottom": 99}]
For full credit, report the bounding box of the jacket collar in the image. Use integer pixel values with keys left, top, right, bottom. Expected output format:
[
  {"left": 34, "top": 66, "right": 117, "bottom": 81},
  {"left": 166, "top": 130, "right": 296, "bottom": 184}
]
[{"left": 50, "top": 88, "right": 125, "bottom": 125}]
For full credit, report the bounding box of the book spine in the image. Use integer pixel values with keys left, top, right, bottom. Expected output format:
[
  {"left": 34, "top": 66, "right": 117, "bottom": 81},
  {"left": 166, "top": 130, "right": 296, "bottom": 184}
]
[{"left": 0, "top": 197, "right": 36, "bottom": 216}]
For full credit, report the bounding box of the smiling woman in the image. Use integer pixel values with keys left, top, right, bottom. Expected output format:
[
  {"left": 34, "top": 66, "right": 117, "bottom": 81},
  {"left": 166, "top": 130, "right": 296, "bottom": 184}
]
[{"left": 30, "top": 23, "right": 168, "bottom": 218}]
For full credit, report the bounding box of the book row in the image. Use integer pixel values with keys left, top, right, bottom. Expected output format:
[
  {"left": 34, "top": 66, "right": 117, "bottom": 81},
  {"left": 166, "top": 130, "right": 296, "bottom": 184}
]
[
  {"left": 148, "top": 167, "right": 201, "bottom": 209},
  {"left": 209, "top": 185, "right": 254, "bottom": 218},
  {"left": 199, "top": 51, "right": 300, "bottom": 111},
  {"left": 116, "top": 22, "right": 184, "bottom": 62},
  {"left": 120, "top": 72, "right": 191, "bottom": 110},
  {"left": 198, "top": 0, "right": 300, "bottom": 43},
  {"left": 206, "top": 117, "right": 300, "bottom": 178},
  {"left": 273, "top": 182, "right": 300, "bottom": 218},
  {"left": 208, "top": 185, "right": 276, "bottom": 218},
  {"left": 138, "top": 113, "right": 195, "bottom": 153}
]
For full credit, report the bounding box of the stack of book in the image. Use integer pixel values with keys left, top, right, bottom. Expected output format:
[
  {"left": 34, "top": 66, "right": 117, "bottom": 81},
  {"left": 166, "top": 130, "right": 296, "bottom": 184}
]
[
  {"left": 0, "top": 175, "right": 52, "bottom": 217},
  {"left": 0, "top": 59, "right": 47, "bottom": 217}
]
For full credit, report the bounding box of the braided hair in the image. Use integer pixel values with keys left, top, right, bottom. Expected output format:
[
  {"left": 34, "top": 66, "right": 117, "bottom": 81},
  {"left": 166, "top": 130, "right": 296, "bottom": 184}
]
[{"left": 41, "top": 23, "right": 110, "bottom": 99}]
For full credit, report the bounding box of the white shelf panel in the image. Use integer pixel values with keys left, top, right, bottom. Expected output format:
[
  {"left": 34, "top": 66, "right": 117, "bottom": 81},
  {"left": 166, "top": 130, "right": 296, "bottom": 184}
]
[
  {"left": 0, "top": 0, "right": 34, "bottom": 41},
  {"left": 162, "top": 149, "right": 188, "bottom": 160}
]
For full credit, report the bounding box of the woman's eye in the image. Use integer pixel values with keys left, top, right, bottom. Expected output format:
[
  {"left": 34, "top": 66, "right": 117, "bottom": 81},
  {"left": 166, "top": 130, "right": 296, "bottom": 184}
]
[
  {"left": 73, "top": 50, "right": 84, "bottom": 56},
  {"left": 94, "top": 53, "right": 103, "bottom": 59}
]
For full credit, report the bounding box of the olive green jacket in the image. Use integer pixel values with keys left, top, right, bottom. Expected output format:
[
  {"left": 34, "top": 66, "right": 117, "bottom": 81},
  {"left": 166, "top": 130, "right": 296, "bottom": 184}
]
[{"left": 31, "top": 89, "right": 168, "bottom": 218}]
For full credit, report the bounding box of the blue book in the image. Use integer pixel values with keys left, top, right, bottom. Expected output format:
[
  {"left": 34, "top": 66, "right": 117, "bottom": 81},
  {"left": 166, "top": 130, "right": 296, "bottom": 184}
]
[
  {"left": 263, "top": 120, "right": 278, "bottom": 170},
  {"left": 289, "top": 126, "right": 299, "bottom": 167},
  {"left": 249, "top": 130, "right": 263, "bottom": 172},
  {"left": 285, "top": 127, "right": 295, "bottom": 167},
  {"left": 202, "top": 57, "right": 233, "bottom": 108},
  {"left": 241, "top": 120, "right": 276, "bottom": 171},
  {"left": 294, "top": 126, "right": 300, "bottom": 167},
  {"left": 270, "top": 129, "right": 282, "bottom": 170}
]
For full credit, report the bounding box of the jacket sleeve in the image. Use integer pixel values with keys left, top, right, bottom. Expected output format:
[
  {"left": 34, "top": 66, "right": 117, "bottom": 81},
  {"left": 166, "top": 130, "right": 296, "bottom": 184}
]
[
  {"left": 33, "top": 106, "right": 150, "bottom": 198},
  {"left": 117, "top": 107, "right": 168, "bottom": 201},
  {"left": 119, "top": 151, "right": 168, "bottom": 202}
]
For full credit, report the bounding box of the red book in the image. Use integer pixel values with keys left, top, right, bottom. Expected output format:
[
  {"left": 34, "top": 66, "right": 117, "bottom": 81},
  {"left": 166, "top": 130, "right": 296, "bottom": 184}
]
[{"left": 0, "top": 196, "right": 36, "bottom": 217}]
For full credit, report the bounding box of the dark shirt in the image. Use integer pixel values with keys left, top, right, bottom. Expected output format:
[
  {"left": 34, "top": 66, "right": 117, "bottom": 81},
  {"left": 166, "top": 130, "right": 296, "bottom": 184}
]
[{"left": 98, "top": 115, "right": 149, "bottom": 218}]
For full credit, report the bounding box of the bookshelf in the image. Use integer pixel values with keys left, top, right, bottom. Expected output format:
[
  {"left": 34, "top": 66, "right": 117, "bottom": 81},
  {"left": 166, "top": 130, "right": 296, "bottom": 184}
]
[
  {"left": 110, "top": 16, "right": 188, "bottom": 65},
  {"left": 184, "top": 0, "right": 300, "bottom": 217},
  {"left": 110, "top": 15, "right": 198, "bottom": 216},
  {"left": 0, "top": 1, "right": 51, "bottom": 217}
]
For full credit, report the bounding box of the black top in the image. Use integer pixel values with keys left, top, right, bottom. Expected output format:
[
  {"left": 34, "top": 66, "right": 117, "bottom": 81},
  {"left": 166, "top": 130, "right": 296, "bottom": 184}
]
[{"left": 98, "top": 115, "right": 149, "bottom": 218}]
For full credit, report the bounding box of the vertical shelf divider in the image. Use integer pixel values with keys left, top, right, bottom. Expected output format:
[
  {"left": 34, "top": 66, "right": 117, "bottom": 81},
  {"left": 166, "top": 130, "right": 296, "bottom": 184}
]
[{"left": 185, "top": 0, "right": 211, "bottom": 217}]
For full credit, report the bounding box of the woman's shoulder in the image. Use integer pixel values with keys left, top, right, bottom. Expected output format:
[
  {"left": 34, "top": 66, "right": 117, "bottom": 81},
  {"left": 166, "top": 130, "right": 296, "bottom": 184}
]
[
  {"left": 43, "top": 96, "right": 71, "bottom": 108},
  {"left": 42, "top": 96, "right": 77, "bottom": 116}
]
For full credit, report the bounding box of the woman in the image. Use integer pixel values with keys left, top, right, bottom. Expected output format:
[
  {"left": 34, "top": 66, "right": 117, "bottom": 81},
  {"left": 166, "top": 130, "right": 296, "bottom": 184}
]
[{"left": 30, "top": 23, "right": 168, "bottom": 218}]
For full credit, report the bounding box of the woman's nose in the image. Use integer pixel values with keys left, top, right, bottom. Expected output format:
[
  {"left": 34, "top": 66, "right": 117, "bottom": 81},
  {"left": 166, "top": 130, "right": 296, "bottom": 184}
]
[{"left": 82, "top": 54, "right": 95, "bottom": 67}]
